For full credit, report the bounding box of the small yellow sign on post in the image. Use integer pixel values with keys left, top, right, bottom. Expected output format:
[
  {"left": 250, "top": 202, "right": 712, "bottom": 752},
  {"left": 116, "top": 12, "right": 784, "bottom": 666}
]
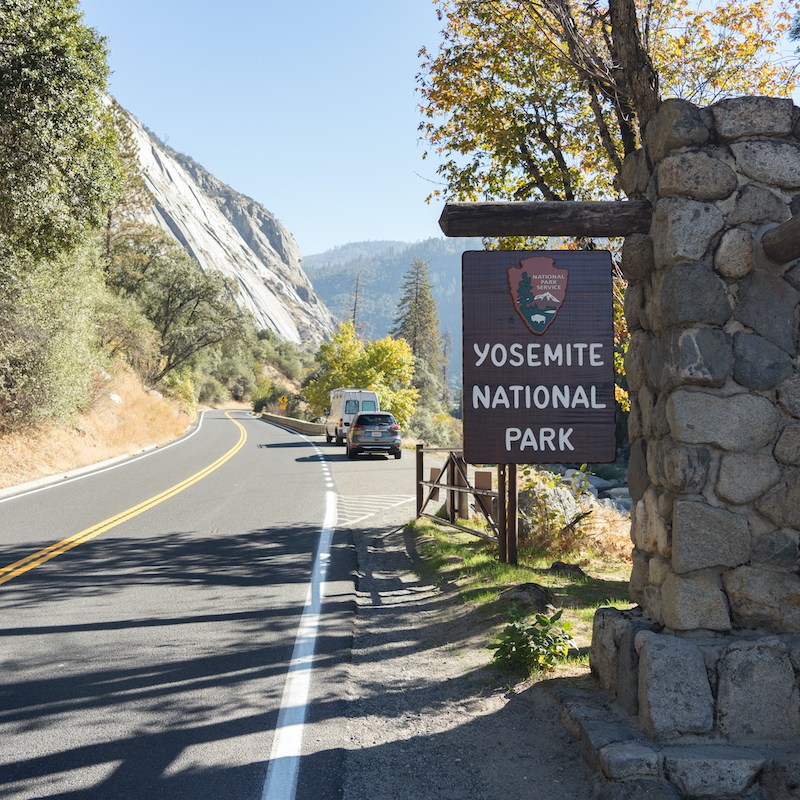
[{"left": 278, "top": 395, "right": 288, "bottom": 411}]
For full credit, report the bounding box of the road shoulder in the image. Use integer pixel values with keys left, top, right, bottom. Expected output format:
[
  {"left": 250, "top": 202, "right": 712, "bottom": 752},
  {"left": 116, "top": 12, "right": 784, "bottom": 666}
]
[{"left": 343, "top": 520, "right": 597, "bottom": 800}]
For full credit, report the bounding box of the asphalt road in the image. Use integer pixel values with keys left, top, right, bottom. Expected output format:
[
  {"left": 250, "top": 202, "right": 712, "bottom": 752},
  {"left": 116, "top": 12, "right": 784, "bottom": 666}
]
[{"left": 0, "top": 410, "right": 417, "bottom": 800}]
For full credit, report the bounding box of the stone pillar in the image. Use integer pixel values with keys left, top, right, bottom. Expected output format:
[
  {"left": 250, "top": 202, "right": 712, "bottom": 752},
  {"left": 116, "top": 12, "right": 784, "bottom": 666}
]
[{"left": 592, "top": 97, "right": 800, "bottom": 743}]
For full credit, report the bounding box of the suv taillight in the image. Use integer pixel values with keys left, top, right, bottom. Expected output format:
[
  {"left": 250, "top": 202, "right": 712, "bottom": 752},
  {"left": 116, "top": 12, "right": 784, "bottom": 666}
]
[
  {"left": 352, "top": 424, "right": 364, "bottom": 432},
  {"left": 389, "top": 424, "right": 399, "bottom": 432}
]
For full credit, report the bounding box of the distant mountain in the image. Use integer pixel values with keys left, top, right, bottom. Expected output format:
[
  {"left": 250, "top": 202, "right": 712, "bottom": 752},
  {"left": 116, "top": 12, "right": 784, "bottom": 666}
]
[
  {"left": 125, "top": 109, "right": 336, "bottom": 349},
  {"left": 303, "top": 237, "right": 482, "bottom": 374}
]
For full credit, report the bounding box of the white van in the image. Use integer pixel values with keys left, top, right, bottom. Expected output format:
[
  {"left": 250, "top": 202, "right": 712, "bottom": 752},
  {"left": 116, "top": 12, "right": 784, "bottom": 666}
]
[{"left": 325, "top": 388, "right": 380, "bottom": 444}]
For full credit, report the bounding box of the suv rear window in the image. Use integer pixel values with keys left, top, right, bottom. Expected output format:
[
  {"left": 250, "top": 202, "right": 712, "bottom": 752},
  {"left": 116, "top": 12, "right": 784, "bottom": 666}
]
[{"left": 356, "top": 414, "right": 395, "bottom": 426}]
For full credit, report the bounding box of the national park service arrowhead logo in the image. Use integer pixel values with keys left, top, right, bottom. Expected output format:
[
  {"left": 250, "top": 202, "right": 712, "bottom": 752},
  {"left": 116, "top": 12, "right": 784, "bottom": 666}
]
[{"left": 507, "top": 256, "right": 568, "bottom": 335}]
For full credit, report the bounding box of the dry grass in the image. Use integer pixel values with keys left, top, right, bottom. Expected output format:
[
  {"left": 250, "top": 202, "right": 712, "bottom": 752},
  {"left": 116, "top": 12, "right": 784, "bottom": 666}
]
[
  {"left": 581, "top": 504, "right": 634, "bottom": 567},
  {"left": 0, "top": 367, "right": 192, "bottom": 490}
]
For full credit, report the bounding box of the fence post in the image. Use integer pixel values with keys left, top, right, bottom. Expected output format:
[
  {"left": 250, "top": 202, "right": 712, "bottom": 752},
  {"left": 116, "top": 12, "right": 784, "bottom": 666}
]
[
  {"left": 455, "top": 454, "right": 469, "bottom": 518},
  {"left": 498, "top": 465, "right": 507, "bottom": 564},
  {"left": 507, "top": 463, "right": 518, "bottom": 566},
  {"left": 416, "top": 444, "right": 424, "bottom": 517},
  {"left": 447, "top": 455, "right": 456, "bottom": 524}
]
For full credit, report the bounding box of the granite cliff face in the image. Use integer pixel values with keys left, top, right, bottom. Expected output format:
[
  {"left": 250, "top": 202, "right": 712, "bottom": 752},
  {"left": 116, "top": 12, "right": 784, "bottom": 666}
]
[{"left": 125, "top": 109, "right": 335, "bottom": 348}]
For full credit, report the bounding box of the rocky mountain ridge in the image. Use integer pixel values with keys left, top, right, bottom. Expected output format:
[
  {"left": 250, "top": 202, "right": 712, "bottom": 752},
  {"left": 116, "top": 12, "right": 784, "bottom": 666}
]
[{"left": 125, "top": 109, "right": 336, "bottom": 349}]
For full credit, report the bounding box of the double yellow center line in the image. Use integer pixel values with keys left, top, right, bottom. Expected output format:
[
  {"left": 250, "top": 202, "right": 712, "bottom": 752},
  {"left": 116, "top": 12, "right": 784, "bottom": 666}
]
[{"left": 0, "top": 412, "right": 247, "bottom": 587}]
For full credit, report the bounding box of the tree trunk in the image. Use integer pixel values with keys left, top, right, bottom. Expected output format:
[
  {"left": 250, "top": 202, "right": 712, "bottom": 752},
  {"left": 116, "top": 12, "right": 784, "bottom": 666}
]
[{"left": 608, "top": 0, "right": 661, "bottom": 135}]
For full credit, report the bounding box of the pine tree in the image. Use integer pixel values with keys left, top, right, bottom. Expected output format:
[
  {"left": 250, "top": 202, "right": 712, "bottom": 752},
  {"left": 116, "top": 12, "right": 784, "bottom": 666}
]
[
  {"left": 517, "top": 271, "right": 534, "bottom": 310},
  {"left": 390, "top": 259, "right": 446, "bottom": 410},
  {"left": 104, "top": 100, "right": 153, "bottom": 271},
  {"left": 441, "top": 331, "right": 452, "bottom": 410},
  {"left": 351, "top": 271, "right": 360, "bottom": 327}
]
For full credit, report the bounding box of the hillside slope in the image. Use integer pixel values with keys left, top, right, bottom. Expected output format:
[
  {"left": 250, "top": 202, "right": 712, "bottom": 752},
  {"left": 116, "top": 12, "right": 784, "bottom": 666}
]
[
  {"left": 303, "top": 237, "right": 482, "bottom": 372},
  {"left": 0, "top": 368, "right": 192, "bottom": 491}
]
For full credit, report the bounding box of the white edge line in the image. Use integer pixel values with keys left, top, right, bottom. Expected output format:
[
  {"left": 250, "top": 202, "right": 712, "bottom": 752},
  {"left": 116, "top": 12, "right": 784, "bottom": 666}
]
[
  {"left": 0, "top": 410, "right": 210, "bottom": 506},
  {"left": 261, "top": 435, "right": 337, "bottom": 800}
]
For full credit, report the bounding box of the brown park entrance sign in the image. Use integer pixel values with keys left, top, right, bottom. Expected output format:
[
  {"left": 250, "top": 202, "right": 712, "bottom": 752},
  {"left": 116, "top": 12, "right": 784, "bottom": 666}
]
[{"left": 462, "top": 250, "right": 616, "bottom": 465}]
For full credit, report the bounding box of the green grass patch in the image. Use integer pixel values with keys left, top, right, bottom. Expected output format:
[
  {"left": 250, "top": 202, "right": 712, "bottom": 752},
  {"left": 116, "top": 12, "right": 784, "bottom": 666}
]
[{"left": 409, "top": 516, "right": 633, "bottom": 675}]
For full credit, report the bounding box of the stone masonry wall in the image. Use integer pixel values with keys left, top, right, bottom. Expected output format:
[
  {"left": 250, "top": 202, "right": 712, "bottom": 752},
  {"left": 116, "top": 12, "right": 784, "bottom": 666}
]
[{"left": 591, "top": 96, "right": 800, "bottom": 746}]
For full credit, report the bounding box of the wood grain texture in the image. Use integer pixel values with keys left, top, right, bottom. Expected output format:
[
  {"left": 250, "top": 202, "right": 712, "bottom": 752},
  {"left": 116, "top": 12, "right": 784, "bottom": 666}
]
[
  {"left": 439, "top": 200, "right": 653, "bottom": 237},
  {"left": 761, "top": 214, "right": 800, "bottom": 265}
]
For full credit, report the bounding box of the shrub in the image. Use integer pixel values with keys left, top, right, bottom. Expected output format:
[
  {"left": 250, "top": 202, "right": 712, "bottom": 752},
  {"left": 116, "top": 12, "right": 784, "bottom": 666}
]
[
  {"left": 0, "top": 242, "right": 103, "bottom": 430},
  {"left": 158, "top": 368, "right": 196, "bottom": 411},
  {"left": 209, "top": 352, "right": 257, "bottom": 401},
  {"left": 517, "top": 467, "right": 593, "bottom": 555},
  {"left": 251, "top": 378, "right": 275, "bottom": 413},
  {"left": 407, "top": 408, "right": 462, "bottom": 447},
  {"left": 94, "top": 290, "right": 160, "bottom": 381},
  {"left": 257, "top": 328, "right": 313, "bottom": 381},
  {"left": 488, "top": 608, "right": 575, "bottom": 674},
  {"left": 195, "top": 374, "right": 228, "bottom": 405}
]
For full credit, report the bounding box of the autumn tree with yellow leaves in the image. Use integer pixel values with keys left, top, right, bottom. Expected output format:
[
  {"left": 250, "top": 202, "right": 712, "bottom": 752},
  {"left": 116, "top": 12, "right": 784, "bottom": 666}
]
[
  {"left": 303, "top": 322, "right": 420, "bottom": 427},
  {"left": 419, "top": 0, "right": 798, "bottom": 434},
  {"left": 418, "top": 0, "right": 798, "bottom": 205}
]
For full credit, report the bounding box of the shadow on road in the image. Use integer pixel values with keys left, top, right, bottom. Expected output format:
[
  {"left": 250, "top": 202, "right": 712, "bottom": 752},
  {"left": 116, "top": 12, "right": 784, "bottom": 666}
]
[
  {"left": 255, "top": 441, "right": 313, "bottom": 449},
  {"left": 298, "top": 453, "right": 394, "bottom": 463},
  {"left": 0, "top": 513, "right": 594, "bottom": 800},
  {"left": 0, "top": 522, "right": 354, "bottom": 798}
]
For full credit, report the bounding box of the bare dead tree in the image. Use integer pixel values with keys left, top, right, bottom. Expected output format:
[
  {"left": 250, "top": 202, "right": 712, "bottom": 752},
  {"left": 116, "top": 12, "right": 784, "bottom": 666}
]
[{"left": 351, "top": 271, "right": 360, "bottom": 327}]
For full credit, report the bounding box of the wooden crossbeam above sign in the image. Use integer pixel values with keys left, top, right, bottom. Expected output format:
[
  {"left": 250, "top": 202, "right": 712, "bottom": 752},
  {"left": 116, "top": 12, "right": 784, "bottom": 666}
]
[
  {"left": 439, "top": 200, "right": 653, "bottom": 238},
  {"left": 761, "top": 213, "right": 800, "bottom": 265}
]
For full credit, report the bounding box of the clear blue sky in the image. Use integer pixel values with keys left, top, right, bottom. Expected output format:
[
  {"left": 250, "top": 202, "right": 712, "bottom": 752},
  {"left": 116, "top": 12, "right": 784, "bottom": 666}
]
[{"left": 78, "top": 1, "right": 446, "bottom": 257}]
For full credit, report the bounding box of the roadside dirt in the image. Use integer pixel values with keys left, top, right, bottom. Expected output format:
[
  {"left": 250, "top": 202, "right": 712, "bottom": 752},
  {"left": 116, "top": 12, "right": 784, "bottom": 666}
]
[
  {"left": 0, "top": 369, "right": 192, "bottom": 490},
  {"left": 343, "top": 513, "right": 599, "bottom": 800}
]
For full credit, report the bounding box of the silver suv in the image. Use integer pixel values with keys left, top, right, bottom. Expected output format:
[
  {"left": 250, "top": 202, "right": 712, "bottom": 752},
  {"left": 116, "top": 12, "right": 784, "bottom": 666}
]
[{"left": 345, "top": 412, "right": 402, "bottom": 460}]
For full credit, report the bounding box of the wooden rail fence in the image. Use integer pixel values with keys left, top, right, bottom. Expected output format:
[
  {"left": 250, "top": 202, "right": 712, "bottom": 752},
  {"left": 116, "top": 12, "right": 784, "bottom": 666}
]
[{"left": 415, "top": 445, "right": 519, "bottom": 564}]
